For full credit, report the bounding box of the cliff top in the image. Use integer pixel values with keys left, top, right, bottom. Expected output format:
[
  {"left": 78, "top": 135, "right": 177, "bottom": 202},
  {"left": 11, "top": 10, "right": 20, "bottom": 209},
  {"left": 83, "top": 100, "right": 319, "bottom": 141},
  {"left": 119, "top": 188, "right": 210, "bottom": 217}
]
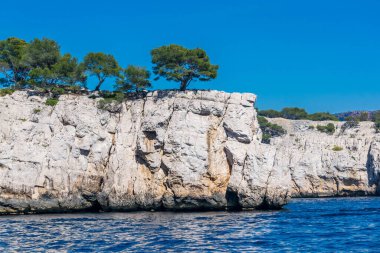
[{"left": 1, "top": 89, "right": 257, "bottom": 107}]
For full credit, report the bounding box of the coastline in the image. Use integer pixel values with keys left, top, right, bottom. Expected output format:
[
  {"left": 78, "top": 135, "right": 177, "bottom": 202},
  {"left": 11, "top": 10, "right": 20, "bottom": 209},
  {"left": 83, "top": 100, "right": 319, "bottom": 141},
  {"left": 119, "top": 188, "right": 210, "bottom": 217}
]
[{"left": 0, "top": 90, "right": 379, "bottom": 214}]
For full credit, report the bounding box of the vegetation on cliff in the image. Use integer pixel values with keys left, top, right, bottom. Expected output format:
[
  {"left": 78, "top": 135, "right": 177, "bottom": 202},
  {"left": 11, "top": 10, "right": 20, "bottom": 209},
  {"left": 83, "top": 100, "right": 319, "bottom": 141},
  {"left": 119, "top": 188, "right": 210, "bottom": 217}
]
[
  {"left": 258, "top": 107, "right": 380, "bottom": 133},
  {"left": 374, "top": 112, "right": 380, "bottom": 132},
  {"left": 1, "top": 37, "right": 378, "bottom": 135},
  {"left": 258, "top": 107, "right": 338, "bottom": 121},
  {"left": 0, "top": 37, "right": 218, "bottom": 94},
  {"left": 0, "top": 88, "right": 15, "bottom": 96},
  {"left": 151, "top": 44, "right": 218, "bottom": 91},
  {"left": 82, "top": 52, "right": 120, "bottom": 91},
  {"left": 257, "top": 116, "right": 287, "bottom": 143},
  {"left": 115, "top": 65, "right": 151, "bottom": 93},
  {"left": 316, "top": 123, "right": 336, "bottom": 135},
  {"left": 341, "top": 117, "right": 360, "bottom": 132}
]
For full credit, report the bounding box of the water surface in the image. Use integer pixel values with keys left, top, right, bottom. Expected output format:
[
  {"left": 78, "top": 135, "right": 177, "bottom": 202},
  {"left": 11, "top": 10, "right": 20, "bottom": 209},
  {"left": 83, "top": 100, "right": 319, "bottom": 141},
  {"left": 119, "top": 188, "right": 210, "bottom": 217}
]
[{"left": 1, "top": 197, "right": 380, "bottom": 252}]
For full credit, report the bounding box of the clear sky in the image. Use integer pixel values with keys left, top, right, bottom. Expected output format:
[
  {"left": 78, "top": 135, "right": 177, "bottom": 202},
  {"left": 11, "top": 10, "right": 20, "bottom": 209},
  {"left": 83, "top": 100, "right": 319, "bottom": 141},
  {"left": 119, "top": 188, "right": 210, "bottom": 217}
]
[{"left": 1, "top": 0, "right": 379, "bottom": 113}]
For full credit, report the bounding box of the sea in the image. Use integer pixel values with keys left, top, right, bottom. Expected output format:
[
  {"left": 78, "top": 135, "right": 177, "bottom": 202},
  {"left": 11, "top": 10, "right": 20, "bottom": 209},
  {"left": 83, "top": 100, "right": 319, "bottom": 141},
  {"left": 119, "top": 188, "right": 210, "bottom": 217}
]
[{"left": 1, "top": 197, "right": 380, "bottom": 252}]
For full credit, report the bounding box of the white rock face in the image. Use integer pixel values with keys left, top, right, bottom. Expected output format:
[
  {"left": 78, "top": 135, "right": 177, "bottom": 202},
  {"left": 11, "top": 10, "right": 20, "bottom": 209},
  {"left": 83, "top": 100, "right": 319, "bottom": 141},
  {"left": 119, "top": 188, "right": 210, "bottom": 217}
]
[
  {"left": 267, "top": 118, "right": 380, "bottom": 197},
  {"left": 1, "top": 90, "right": 378, "bottom": 214},
  {"left": 0, "top": 90, "right": 290, "bottom": 214}
]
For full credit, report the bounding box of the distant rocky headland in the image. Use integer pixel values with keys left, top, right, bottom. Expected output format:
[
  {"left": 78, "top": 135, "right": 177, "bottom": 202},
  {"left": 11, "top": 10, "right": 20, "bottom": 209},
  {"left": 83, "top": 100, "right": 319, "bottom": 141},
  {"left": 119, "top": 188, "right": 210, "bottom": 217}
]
[
  {"left": 335, "top": 110, "right": 380, "bottom": 121},
  {"left": 0, "top": 90, "right": 379, "bottom": 214}
]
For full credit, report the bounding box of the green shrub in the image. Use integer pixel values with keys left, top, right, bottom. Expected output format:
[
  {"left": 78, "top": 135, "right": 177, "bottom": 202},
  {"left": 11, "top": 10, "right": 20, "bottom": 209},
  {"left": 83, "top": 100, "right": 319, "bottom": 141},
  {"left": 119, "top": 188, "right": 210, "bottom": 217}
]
[
  {"left": 358, "top": 112, "right": 369, "bottom": 121},
  {"left": 373, "top": 112, "right": 380, "bottom": 122},
  {"left": 100, "top": 91, "right": 121, "bottom": 99},
  {"left": 308, "top": 125, "right": 315, "bottom": 130},
  {"left": 36, "top": 87, "right": 49, "bottom": 93},
  {"left": 98, "top": 98, "right": 114, "bottom": 109},
  {"left": 99, "top": 91, "right": 124, "bottom": 101},
  {"left": 45, "top": 98, "right": 59, "bottom": 106},
  {"left": 97, "top": 92, "right": 125, "bottom": 111},
  {"left": 50, "top": 87, "right": 65, "bottom": 95},
  {"left": 33, "top": 108, "right": 41, "bottom": 114},
  {"left": 258, "top": 116, "right": 287, "bottom": 144},
  {"left": 262, "top": 133, "right": 271, "bottom": 144},
  {"left": 258, "top": 108, "right": 339, "bottom": 122},
  {"left": 0, "top": 88, "right": 15, "bottom": 96},
  {"left": 374, "top": 120, "right": 380, "bottom": 133},
  {"left": 341, "top": 116, "right": 359, "bottom": 132},
  {"left": 257, "top": 116, "right": 269, "bottom": 127},
  {"left": 280, "top": 107, "right": 308, "bottom": 120},
  {"left": 258, "top": 109, "right": 282, "bottom": 118},
  {"left": 307, "top": 112, "right": 338, "bottom": 121},
  {"left": 316, "top": 125, "right": 323, "bottom": 132},
  {"left": 66, "top": 85, "right": 81, "bottom": 93},
  {"left": 113, "top": 92, "right": 125, "bottom": 102},
  {"left": 332, "top": 145, "right": 343, "bottom": 151},
  {"left": 317, "top": 123, "right": 335, "bottom": 135},
  {"left": 373, "top": 112, "right": 380, "bottom": 132}
]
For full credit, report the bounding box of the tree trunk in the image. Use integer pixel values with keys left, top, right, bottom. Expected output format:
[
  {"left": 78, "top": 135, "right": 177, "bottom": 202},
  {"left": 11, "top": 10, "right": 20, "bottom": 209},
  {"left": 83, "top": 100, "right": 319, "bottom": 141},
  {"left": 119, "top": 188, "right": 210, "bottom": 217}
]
[
  {"left": 180, "top": 80, "right": 188, "bottom": 91},
  {"left": 94, "top": 79, "right": 105, "bottom": 91}
]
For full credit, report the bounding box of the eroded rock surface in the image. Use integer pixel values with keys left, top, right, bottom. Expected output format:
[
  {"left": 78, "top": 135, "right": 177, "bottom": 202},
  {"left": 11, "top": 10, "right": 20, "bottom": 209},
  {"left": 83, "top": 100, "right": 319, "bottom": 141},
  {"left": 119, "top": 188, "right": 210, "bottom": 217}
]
[
  {"left": 1, "top": 90, "right": 379, "bottom": 214},
  {"left": 267, "top": 118, "right": 380, "bottom": 197},
  {"left": 0, "top": 90, "right": 290, "bottom": 214}
]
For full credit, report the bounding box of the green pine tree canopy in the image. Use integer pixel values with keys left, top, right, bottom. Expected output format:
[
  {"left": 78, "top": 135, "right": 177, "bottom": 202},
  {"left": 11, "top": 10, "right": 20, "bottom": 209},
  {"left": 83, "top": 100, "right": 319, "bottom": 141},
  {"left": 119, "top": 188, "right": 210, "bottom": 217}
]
[
  {"left": 0, "top": 37, "right": 29, "bottom": 88},
  {"left": 151, "top": 44, "right": 219, "bottom": 91},
  {"left": 115, "top": 65, "right": 151, "bottom": 93},
  {"left": 82, "top": 52, "right": 120, "bottom": 91},
  {"left": 1, "top": 37, "right": 218, "bottom": 92}
]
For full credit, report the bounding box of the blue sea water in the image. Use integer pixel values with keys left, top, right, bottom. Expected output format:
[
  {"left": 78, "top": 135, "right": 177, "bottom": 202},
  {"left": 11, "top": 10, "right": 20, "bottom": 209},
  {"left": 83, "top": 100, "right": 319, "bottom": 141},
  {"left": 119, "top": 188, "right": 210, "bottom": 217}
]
[{"left": 1, "top": 197, "right": 380, "bottom": 252}]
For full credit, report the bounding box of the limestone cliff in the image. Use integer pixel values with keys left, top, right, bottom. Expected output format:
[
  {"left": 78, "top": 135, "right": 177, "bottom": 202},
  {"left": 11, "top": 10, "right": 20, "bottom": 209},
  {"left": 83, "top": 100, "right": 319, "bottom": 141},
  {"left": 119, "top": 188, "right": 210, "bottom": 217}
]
[
  {"left": 0, "top": 90, "right": 289, "bottom": 214},
  {"left": 267, "top": 118, "right": 380, "bottom": 197},
  {"left": 1, "top": 90, "right": 379, "bottom": 214}
]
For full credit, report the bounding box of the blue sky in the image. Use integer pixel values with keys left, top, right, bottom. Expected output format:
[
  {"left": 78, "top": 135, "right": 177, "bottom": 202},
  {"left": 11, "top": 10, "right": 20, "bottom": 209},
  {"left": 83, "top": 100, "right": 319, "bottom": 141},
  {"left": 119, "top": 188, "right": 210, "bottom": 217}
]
[{"left": 1, "top": 0, "right": 379, "bottom": 112}]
